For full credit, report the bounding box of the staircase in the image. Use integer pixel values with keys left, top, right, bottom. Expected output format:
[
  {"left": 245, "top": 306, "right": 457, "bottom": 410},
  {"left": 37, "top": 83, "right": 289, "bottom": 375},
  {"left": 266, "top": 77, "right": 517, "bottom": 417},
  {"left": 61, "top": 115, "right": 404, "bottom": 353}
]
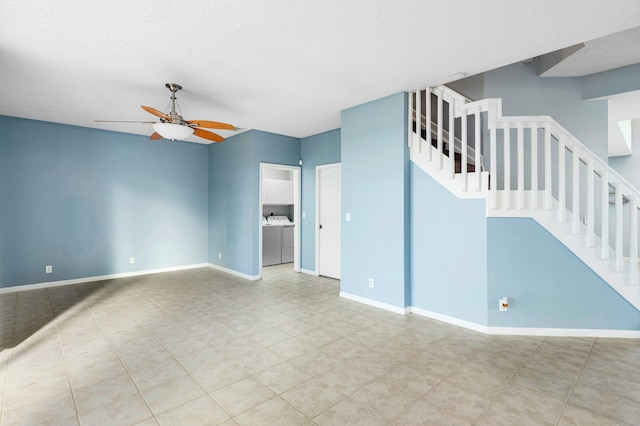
[{"left": 409, "top": 85, "right": 640, "bottom": 311}]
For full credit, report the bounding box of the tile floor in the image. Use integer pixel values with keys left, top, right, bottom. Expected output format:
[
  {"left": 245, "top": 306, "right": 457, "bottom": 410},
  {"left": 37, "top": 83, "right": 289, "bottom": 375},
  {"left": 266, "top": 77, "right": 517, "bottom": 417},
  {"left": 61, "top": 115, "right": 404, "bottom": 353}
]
[{"left": 0, "top": 264, "right": 639, "bottom": 425}]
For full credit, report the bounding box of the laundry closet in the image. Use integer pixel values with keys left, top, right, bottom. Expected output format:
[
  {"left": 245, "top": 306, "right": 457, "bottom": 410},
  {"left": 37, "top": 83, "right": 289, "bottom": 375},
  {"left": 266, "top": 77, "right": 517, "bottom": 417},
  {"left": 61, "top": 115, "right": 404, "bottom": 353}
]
[{"left": 262, "top": 169, "right": 295, "bottom": 266}]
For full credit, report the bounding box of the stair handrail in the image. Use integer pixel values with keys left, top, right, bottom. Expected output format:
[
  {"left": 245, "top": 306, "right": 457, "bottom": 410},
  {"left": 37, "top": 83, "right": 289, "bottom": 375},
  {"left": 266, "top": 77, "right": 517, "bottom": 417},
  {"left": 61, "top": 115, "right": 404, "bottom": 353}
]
[{"left": 411, "top": 84, "right": 640, "bottom": 289}]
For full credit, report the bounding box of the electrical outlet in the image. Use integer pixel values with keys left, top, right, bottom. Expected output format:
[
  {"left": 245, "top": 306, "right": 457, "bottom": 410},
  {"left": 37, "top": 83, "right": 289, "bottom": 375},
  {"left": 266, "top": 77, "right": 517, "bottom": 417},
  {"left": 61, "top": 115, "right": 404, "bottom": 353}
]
[
  {"left": 368, "top": 278, "right": 374, "bottom": 288},
  {"left": 45, "top": 265, "right": 52, "bottom": 274},
  {"left": 218, "top": 253, "right": 222, "bottom": 260},
  {"left": 130, "top": 257, "right": 135, "bottom": 264}
]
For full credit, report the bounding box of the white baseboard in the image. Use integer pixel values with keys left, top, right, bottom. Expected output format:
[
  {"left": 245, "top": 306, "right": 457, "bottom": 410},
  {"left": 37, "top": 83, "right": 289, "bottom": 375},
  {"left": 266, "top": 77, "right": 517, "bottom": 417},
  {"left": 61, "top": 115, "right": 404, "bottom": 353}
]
[
  {"left": 207, "top": 263, "right": 260, "bottom": 281},
  {"left": 300, "top": 268, "right": 319, "bottom": 276},
  {"left": 0, "top": 263, "right": 209, "bottom": 294},
  {"left": 408, "top": 307, "right": 640, "bottom": 338},
  {"left": 339, "top": 291, "right": 408, "bottom": 315},
  {"left": 408, "top": 307, "right": 489, "bottom": 333}
]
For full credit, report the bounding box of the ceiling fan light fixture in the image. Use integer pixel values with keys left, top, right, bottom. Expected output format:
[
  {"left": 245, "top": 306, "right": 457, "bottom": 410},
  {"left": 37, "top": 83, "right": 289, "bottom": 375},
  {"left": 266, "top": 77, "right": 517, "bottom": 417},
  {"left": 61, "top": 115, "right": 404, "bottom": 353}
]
[{"left": 152, "top": 122, "right": 194, "bottom": 141}]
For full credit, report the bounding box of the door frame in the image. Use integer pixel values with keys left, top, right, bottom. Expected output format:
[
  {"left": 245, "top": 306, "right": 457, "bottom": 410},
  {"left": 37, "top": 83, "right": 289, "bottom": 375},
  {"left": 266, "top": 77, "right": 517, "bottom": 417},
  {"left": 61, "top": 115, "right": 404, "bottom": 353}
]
[
  {"left": 259, "top": 162, "right": 301, "bottom": 277},
  {"left": 316, "top": 162, "right": 341, "bottom": 278}
]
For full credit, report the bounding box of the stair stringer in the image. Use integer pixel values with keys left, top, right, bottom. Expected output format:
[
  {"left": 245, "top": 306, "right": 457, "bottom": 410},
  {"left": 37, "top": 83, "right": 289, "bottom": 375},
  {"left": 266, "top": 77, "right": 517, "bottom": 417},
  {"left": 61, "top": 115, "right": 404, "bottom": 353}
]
[
  {"left": 410, "top": 136, "right": 640, "bottom": 312},
  {"left": 487, "top": 195, "right": 640, "bottom": 311}
]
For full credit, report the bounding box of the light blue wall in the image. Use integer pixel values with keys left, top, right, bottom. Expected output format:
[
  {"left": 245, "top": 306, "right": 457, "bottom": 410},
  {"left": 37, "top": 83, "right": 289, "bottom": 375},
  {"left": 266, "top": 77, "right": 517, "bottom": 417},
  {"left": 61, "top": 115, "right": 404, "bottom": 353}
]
[
  {"left": 208, "top": 130, "right": 300, "bottom": 276},
  {"left": 299, "top": 129, "right": 341, "bottom": 272},
  {"left": 582, "top": 63, "right": 640, "bottom": 100},
  {"left": 341, "top": 93, "right": 410, "bottom": 308},
  {"left": 0, "top": 116, "right": 208, "bottom": 288},
  {"left": 487, "top": 218, "right": 640, "bottom": 329},
  {"left": 483, "top": 62, "right": 608, "bottom": 161},
  {"left": 410, "top": 164, "right": 488, "bottom": 324}
]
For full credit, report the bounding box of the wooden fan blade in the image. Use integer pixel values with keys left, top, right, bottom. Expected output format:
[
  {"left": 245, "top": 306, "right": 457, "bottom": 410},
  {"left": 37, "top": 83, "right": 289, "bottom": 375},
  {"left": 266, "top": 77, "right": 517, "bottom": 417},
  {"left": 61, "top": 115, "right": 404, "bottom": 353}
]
[
  {"left": 193, "top": 128, "right": 225, "bottom": 142},
  {"left": 141, "top": 105, "right": 171, "bottom": 121},
  {"left": 186, "top": 120, "right": 236, "bottom": 130},
  {"left": 94, "top": 120, "right": 156, "bottom": 123},
  {"left": 150, "top": 132, "right": 162, "bottom": 140}
]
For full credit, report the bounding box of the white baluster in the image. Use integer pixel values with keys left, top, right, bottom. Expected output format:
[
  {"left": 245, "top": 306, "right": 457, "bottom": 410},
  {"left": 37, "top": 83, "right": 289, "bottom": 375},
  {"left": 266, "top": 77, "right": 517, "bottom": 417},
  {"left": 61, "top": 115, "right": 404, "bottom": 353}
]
[
  {"left": 449, "top": 99, "right": 456, "bottom": 179},
  {"left": 601, "top": 170, "right": 609, "bottom": 260},
  {"left": 437, "top": 93, "right": 443, "bottom": 169},
  {"left": 504, "top": 123, "right": 511, "bottom": 209},
  {"left": 544, "top": 125, "right": 552, "bottom": 210},
  {"left": 461, "top": 108, "right": 468, "bottom": 191},
  {"left": 558, "top": 135, "right": 566, "bottom": 222},
  {"left": 630, "top": 195, "right": 638, "bottom": 285},
  {"left": 475, "top": 109, "right": 481, "bottom": 191},
  {"left": 517, "top": 122, "right": 524, "bottom": 209},
  {"left": 615, "top": 182, "right": 623, "bottom": 272},
  {"left": 586, "top": 158, "right": 595, "bottom": 247},
  {"left": 415, "top": 90, "right": 421, "bottom": 152},
  {"left": 530, "top": 122, "right": 538, "bottom": 209},
  {"left": 490, "top": 125, "right": 497, "bottom": 209},
  {"left": 572, "top": 147, "right": 580, "bottom": 234},
  {"left": 426, "top": 88, "right": 432, "bottom": 161},
  {"left": 408, "top": 91, "right": 414, "bottom": 148}
]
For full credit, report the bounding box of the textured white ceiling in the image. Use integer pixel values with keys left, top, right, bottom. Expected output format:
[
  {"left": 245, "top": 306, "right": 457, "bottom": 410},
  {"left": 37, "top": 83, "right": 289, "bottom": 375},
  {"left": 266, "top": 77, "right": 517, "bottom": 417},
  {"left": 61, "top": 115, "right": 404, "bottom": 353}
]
[
  {"left": 2, "top": 0, "right": 640, "bottom": 142},
  {"left": 541, "top": 26, "right": 640, "bottom": 77}
]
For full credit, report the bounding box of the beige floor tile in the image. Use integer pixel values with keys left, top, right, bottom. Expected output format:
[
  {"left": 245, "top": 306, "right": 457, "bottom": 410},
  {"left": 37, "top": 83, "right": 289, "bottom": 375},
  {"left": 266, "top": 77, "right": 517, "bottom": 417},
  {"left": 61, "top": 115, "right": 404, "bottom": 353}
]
[
  {"left": 313, "top": 398, "right": 386, "bottom": 426},
  {"left": 234, "top": 396, "right": 308, "bottom": 426},
  {"left": 511, "top": 366, "right": 575, "bottom": 401},
  {"left": 577, "top": 365, "right": 640, "bottom": 403},
  {"left": 316, "top": 363, "right": 376, "bottom": 396},
  {"left": 475, "top": 401, "right": 552, "bottom": 426},
  {"left": 350, "top": 378, "right": 419, "bottom": 420},
  {"left": 2, "top": 384, "right": 76, "bottom": 425},
  {"left": 211, "top": 377, "right": 276, "bottom": 417},
  {"left": 189, "top": 357, "right": 250, "bottom": 393},
  {"left": 290, "top": 350, "right": 343, "bottom": 376},
  {"left": 78, "top": 392, "right": 152, "bottom": 425},
  {"left": 4, "top": 267, "right": 640, "bottom": 426},
  {"left": 558, "top": 403, "right": 625, "bottom": 426},
  {"left": 269, "top": 337, "right": 315, "bottom": 359},
  {"left": 390, "top": 398, "right": 472, "bottom": 426},
  {"left": 254, "top": 362, "right": 312, "bottom": 394},
  {"left": 570, "top": 382, "right": 640, "bottom": 425},
  {"left": 280, "top": 378, "right": 346, "bottom": 418},
  {"left": 140, "top": 374, "right": 206, "bottom": 415},
  {"left": 423, "top": 381, "right": 493, "bottom": 422},
  {"left": 233, "top": 347, "right": 286, "bottom": 374},
  {"left": 72, "top": 372, "right": 139, "bottom": 414},
  {"left": 493, "top": 383, "right": 565, "bottom": 424}
]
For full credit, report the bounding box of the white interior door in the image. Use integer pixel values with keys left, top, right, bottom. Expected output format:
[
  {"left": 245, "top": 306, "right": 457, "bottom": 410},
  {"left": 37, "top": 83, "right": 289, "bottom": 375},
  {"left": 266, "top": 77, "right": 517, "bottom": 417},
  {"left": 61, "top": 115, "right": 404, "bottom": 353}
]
[{"left": 318, "top": 164, "right": 341, "bottom": 279}]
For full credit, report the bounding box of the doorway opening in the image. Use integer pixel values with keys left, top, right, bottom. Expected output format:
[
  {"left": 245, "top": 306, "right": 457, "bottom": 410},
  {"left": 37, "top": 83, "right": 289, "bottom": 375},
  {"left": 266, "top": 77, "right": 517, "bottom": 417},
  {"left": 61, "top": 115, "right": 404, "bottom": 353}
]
[{"left": 259, "top": 163, "right": 301, "bottom": 277}]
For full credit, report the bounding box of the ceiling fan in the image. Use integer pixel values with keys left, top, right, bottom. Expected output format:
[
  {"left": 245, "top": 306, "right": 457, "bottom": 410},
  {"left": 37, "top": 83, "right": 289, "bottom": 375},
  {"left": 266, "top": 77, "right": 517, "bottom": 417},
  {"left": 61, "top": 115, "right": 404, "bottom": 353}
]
[{"left": 95, "top": 83, "right": 236, "bottom": 142}]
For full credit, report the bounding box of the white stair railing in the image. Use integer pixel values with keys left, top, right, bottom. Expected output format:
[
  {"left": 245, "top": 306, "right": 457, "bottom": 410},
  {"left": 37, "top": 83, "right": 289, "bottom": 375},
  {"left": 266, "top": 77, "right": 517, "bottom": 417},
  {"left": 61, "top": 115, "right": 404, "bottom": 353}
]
[{"left": 409, "top": 85, "right": 640, "bottom": 309}]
